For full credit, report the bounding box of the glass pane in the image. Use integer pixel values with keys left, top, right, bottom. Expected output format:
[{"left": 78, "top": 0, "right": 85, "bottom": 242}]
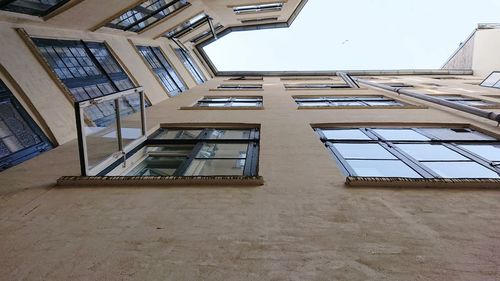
[
  {"left": 459, "top": 144, "right": 500, "bottom": 161},
  {"left": 206, "top": 129, "right": 252, "bottom": 139},
  {"left": 112, "top": 93, "right": 144, "bottom": 148},
  {"left": 347, "top": 160, "right": 422, "bottom": 178},
  {"left": 127, "top": 156, "right": 186, "bottom": 176},
  {"left": 321, "top": 129, "right": 371, "bottom": 140},
  {"left": 196, "top": 143, "right": 248, "bottom": 158},
  {"left": 231, "top": 102, "right": 260, "bottom": 107},
  {"left": 396, "top": 144, "right": 468, "bottom": 161},
  {"left": 333, "top": 143, "right": 396, "bottom": 159},
  {"left": 153, "top": 129, "right": 202, "bottom": 139},
  {"left": 373, "top": 129, "right": 429, "bottom": 141},
  {"left": 146, "top": 145, "right": 195, "bottom": 156},
  {"left": 330, "top": 101, "right": 365, "bottom": 107},
  {"left": 365, "top": 101, "right": 402, "bottom": 106},
  {"left": 298, "top": 102, "right": 330, "bottom": 107},
  {"left": 481, "top": 72, "right": 500, "bottom": 87},
  {"left": 184, "top": 159, "right": 245, "bottom": 176},
  {"left": 423, "top": 162, "right": 499, "bottom": 178},
  {"left": 420, "top": 128, "right": 496, "bottom": 141}
]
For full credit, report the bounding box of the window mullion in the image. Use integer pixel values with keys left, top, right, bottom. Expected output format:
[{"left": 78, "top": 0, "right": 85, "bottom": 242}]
[
  {"left": 443, "top": 143, "right": 500, "bottom": 174},
  {"left": 385, "top": 142, "right": 438, "bottom": 178}
]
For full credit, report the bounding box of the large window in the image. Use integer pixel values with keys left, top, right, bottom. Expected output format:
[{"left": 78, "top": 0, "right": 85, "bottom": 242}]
[
  {"left": 0, "top": 79, "right": 52, "bottom": 171},
  {"left": 189, "top": 96, "right": 263, "bottom": 109},
  {"left": 136, "top": 45, "right": 186, "bottom": 96},
  {"left": 433, "top": 95, "right": 498, "bottom": 108},
  {"left": 33, "top": 38, "right": 142, "bottom": 126},
  {"left": 480, "top": 71, "right": 500, "bottom": 89},
  {"left": 295, "top": 96, "right": 405, "bottom": 108},
  {"left": 232, "top": 2, "right": 283, "bottom": 14},
  {"left": 174, "top": 48, "right": 206, "bottom": 84},
  {"left": 126, "top": 127, "right": 260, "bottom": 176},
  {"left": 105, "top": 0, "right": 190, "bottom": 32},
  {"left": 316, "top": 127, "right": 500, "bottom": 179},
  {"left": 0, "top": 0, "right": 69, "bottom": 16}
]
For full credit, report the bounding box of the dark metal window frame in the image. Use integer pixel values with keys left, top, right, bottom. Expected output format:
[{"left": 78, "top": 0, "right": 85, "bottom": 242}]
[
  {"left": 136, "top": 45, "right": 186, "bottom": 96},
  {"left": 217, "top": 84, "right": 262, "bottom": 90},
  {"left": 232, "top": 2, "right": 283, "bottom": 14},
  {"left": 432, "top": 94, "right": 499, "bottom": 108},
  {"left": 194, "top": 96, "right": 263, "bottom": 108},
  {"left": 285, "top": 83, "right": 351, "bottom": 90},
  {"left": 295, "top": 96, "right": 404, "bottom": 108},
  {"left": 164, "top": 13, "right": 209, "bottom": 39},
  {"left": 145, "top": 127, "right": 260, "bottom": 176},
  {"left": 0, "top": 0, "right": 70, "bottom": 17},
  {"left": 0, "top": 79, "right": 53, "bottom": 171},
  {"left": 480, "top": 71, "right": 500, "bottom": 89},
  {"left": 105, "top": 0, "right": 190, "bottom": 32},
  {"left": 315, "top": 127, "right": 500, "bottom": 179},
  {"left": 174, "top": 48, "right": 206, "bottom": 84}
]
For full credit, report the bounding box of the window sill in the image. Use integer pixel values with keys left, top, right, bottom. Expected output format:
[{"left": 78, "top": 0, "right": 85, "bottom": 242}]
[
  {"left": 56, "top": 175, "right": 264, "bottom": 187},
  {"left": 346, "top": 176, "right": 500, "bottom": 189}
]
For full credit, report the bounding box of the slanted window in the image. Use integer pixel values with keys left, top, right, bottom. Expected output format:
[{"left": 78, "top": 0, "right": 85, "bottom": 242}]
[
  {"left": 105, "top": 0, "right": 190, "bottom": 32},
  {"left": 480, "top": 71, "right": 500, "bottom": 89},
  {"left": 232, "top": 2, "right": 283, "bottom": 14},
  {"left": 190, "top": 24, "right": 223, "bottom": 43},
  {"left": 240, "top": 17, "right": 278, "bottom": 24},
  {"left": 433, "top": 95, "right": 499, "bottom": 108},
  {"left": 295, "top": 96, "right": 404, "bottom": 108},
  {"left": 216, "top": 84, "right": 262, "bottom": 90},
  {"left": 164, "top": 13, "right": 208, "bottom": 38},
  {"left": 285, "top": 83, "right": 351, "bottom": 90},
  {"left": 0, "top": 79, "right": 52, "bottom": 171},
  {"left": 0, "top": 0, "right": 69, "bottom": 16},
  {"left": 316, "top": 127, "right": 500, "bottom": 179},
  {"left": 174, "top": 48, "right": 206, "bottom": 84},
  {"left": 229, "top": 76, "right": 263, "bottom": 81},
  {"left": 125, "top": 127, "right": 260, "bottom": 176},
  {"left": 190, "top": 96, "right": 263, "bottom": 109},
  {"left": 136, "top": 45, "right": 186, "bottom": 96},
  {"left": 33, "top": 38, "right": 144, "bottom": 126}
]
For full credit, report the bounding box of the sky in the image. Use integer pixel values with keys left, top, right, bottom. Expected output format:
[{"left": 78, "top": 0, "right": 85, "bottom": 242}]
[{"left": 203, "top": 0, "right": 500, "bottom": 71}]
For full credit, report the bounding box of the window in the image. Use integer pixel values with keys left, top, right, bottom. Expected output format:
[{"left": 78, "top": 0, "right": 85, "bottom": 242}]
[
  {"left": 480, "top": 71, "right": 500, "bottom": 89},
  {"left": 191, "top": 96, "right": 263, "bottom": 108},
  {"left": 0, "top": 0, "right": 69, "bottom": 16},
  {"left": 240, "top": 17, "right": 278, "bottom": 24},
  {"left": 233, "top": 2, "right": 283, "bottom": 14},
  {"left": 216, "top": 84, "right": 262, "bottom": 90},
  {"left": 0, "top": 79, "right": 52, "bottom": 171},
  {"left": 174, "top": 48, "right": 206, "bottom": 84},
  {"left": 316, "top": 127, "right": 500, "bottom": 179},
  {"left": 381, "top": 83, "right": 413, "bottom": 88},
  {"left": 295, "top": 96, "right": 404, "bottom": 108},
  {"left": 190, "top": 24, "right": 223, "bottom": 43},
  {"left": 105, "top": 0, "right": 190, "bottom": 32},
  {"left": 433, "top": 95, "right": 498, "bottom": 108},
  {"left": 285, "top": 84, "right": 351, "bottom": 90},
  {"left": 229, "top": 76, "right": 263, "bottom": 81},
  {"left": 136, "top": 45, "right": 186, "bottom": 96},
  {"left": 164, "top": 13, "right": 208, "bottom": 38},
  {"left": 33, "top": 38, "right": 144, "bottom": 126},
  {"left": 126, "top": 127, "right": 260, "bottom": 176}
]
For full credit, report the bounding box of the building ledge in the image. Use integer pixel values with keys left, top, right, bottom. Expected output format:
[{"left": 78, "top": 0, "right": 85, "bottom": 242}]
[
  {"left": 346, "top": 177, "right": 500, "bottom": 189},
  {"left": 57, "top": 176, "right": 264, "bottom": 187}
]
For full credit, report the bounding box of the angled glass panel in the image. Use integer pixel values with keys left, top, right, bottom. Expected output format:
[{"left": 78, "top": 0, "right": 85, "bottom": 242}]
[
  {"left": 423, "top": 162, "right": 499, "bottom": 178},
  {"left": 206, "top": 129, "right": 252, "bottom": 140},
  {"left": 347, "top": 160, "right": 422, "bottom": 178},
  {"left": 459, "top": 144, "right": 500, "bottom": 161},
  {"left": 0, "top": 0, "right": 69, "bottom": 16},
  {"left": 184, "top": 159, "right": 245, "bottom": 176},
  {"left": 420, "top": 128, "right": 496, "bottom": 141},
  {"left": 373, "top": 129, "right": 430, "bottom": 141},
  {"left": 196, "top": 143, "right": 248, "bottom": 159},
  {"left": 153, "top": 129, "right": 202, "bottom": 140},
  {"left": 481, "top": 72, "right": 500, "bottom": 88},
  {"left": 164, "top": 13, "right": 207, "bottom": 38},
  {"left": 396, "top": 144, "right": 468, "bottom": 161},
  {"left": 321, "top": 129, "right": 371, "bottom": 140},
  {"left": 333, "top": 143, "right": 396, "bottom": 159}
]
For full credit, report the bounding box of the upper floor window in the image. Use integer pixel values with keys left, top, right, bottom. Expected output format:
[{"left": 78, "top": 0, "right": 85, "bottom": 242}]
[
  {"left": 105, "top": 0, "right": 190, "bottom": 32},
  {"left": 174, "top": 48, "right": 206, "bottom": 84},
  {"left": 295, "top": 96, "right": 405, "bottom": 108},
  {"left": 229, "top": 76, "right": 263, "bottom": 81},
  {"left": 124, "top": 127, "right": 260, "bottom": 176},
  {"left": 481, "top": 71, "right": 500, "bottom": 89},
  {"left": 136, "top": 45, "right": 186, "bottom": 96},
  {"left": 0, "top": 79, "right": 52, "bottom": 171},
  {"left": 433, "top": 95, "right": 499, "bottom": 108},
  {"left": 216, "top": 84, "right": 262, "bottom": 90},
  {"left": 0, "top": 0, "right": 69, "bottom": 16},
  {"left": 190, "top": 96, "right": 263, "bottom": 109},
  {"left": 316, "top": 127, "right": 500, "bottom": 179},
  {"left": 33, "top": 38, "right": 143, "bottom": 126},
  {"left": 232, "top": 2, "right": 283, "bottom": 14},
  {"left": 285, "top": 83, "right": 351, "bottom": 90},
  {"left": 190, "top": 24, "right": 223, "bottom": 43},
  {"left": 164, "top": 13, "right": 208, "bottom": 38}
]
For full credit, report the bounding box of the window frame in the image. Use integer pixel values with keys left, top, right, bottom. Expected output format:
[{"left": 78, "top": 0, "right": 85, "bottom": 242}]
[
  {"left": 232, "top": 2, "right": 284, "bottom": 14},
  {"left": 0, "top": 0, "right": 71, "bottom": 17},
  {"left": 431, "top": 94, "right": 500, "bottom": 109},
  {"left": 213, "top": 84, "right": 263, "bottom": 91},
  {"left": 294, "top": 95, "right": 420, "bottom": 109},
  {"left": 284, "top": 83, "right": 351, "bottom": 90},
  {"left": 182, "top": 96, "right": 264, "bottom": 110},
  {"left": 480, "top": 71, "right": 500, "bottom": 89},
  {"left": 174, "top": 47, "right": 207, "bottom": 85}
]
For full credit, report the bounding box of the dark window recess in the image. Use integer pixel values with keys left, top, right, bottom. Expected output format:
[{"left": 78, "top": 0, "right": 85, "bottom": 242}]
[
  {"left": 295, "top": 96, "right": 404, "bottom": 107},
  {"left": 229, "top": 76, "right": 263, "bottom": 81},
  {"left": 480, "top": 71, "right": 500, "bottom": 89},
  {"left": 233, "top": 2, "right": 283, "bottom": 14},
  {"left": 0, "top": 79, "right": 52, "bottom": 171},
  {"left": 433, "top": 95, "right": 498, "bottom": 108},
  {"left": 164, "top": 13, "right": 208, "bottom": 38},
  {"left": 130, "top": 128, "right": 260, "bottom": 176},
  {"left": 217, "top": 84, "right": 262, "bottom": 90},
  {"left": 105, "top": 0, "right": 190, "bottom": 32},
  {"left": 0, "top": 0, "right": 70, "bottom": 16},
  {"left": 137, "top": 45, "right": 186, "bottom": 96},
  {"left": 33, "top": 38, "right": 147, "bottom": 126},
  {"left": 190, "top": 24, "right": 223, "bottom": 43},
  {"left": 174, "top": 48, "right": 206, "bottom": 84},
  {"left": 195, "top": 97, "right": 263, "bottom": 108},
  {"left": 285, "top": 84, "right": 351, "bottom": 89},
  {"left": 381, "top": 83, "right": 413, "bottom": 88},
  {"left": 240, "top": 17, "right": 278, "bottom": 24}
]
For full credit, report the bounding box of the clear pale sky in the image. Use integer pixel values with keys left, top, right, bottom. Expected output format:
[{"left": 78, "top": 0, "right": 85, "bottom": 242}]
[{"left": 203, "top": 0, "right": 500, "bottom": 71}]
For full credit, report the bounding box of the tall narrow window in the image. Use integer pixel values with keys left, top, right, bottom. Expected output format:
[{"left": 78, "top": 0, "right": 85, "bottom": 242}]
[
  {"left": 316, "top": 127, "right": 500, "bottom": 179},
  {"left": 174, "top": 48, "right": 206, "bottom": 84},
  {"left": 0, "top": 79, "right": 52, "bottom": 171},
  {"left": 136, "top": 45, "right": 186, "bottom": 96},
  {"left": 0, "top": 0, "right": 70, "bottom": 16},
  {"left": 105, "top": 0, "right": 190, "bottom": 32},
  {"left": 33, "top": 38, "right": 142, "bottom": 126}
]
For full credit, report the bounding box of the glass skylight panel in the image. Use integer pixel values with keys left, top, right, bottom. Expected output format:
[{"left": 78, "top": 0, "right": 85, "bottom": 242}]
[
  {"left": 106, "top": 0, "right": 190, "bottom": 32},
  {"left": 233, "top": 2, "right": 283, "bottom": 14},
  {"left": 0, "top": 0, "right": 69, "bottom": 16}
]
